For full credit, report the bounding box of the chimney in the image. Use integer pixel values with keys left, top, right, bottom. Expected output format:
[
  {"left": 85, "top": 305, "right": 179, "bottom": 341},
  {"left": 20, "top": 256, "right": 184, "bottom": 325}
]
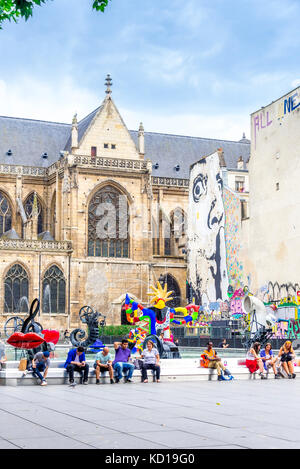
[
  {"left": 237, "top": 156, "right": 244, "bottom": 170},
  {"left": 71, "top": 113, "right": 78, "bottom": 151},
  {"left": 138, "top": 122, "right": 145, "bottom": 157},
  {"left": 217, "top": 148, "right": 226, "bottom": 168}
]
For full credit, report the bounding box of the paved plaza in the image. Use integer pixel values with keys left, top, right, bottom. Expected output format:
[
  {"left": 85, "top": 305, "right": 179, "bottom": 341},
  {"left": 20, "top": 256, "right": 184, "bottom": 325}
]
[{"left": 0, "top": 379, "right": 299, "bottom": 449}]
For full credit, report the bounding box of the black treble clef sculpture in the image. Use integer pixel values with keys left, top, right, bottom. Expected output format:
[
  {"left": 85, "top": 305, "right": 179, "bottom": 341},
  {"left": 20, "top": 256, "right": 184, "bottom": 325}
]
[{"left": 21, "top": 298, "right": 43, "bottom": 335}]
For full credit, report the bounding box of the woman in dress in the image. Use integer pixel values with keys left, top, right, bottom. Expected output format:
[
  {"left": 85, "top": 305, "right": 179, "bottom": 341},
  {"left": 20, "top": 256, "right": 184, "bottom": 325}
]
[{"left": 245, "top": 342, "right": 266, "bottom": 379}]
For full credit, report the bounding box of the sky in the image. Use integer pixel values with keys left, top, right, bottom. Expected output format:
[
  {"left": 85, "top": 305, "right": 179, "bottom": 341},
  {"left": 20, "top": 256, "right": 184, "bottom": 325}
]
[{"left": 0, "top": 0, "right": 299, "bottom": 141}]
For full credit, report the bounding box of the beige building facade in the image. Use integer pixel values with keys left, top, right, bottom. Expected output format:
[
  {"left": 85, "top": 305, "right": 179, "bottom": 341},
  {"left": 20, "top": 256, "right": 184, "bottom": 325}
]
[
  {"left": 0, "top": 77, "right": 250, "bottom": 332},
  {"left": 247, "top": 86, "right": 300, "bottom": 301}
]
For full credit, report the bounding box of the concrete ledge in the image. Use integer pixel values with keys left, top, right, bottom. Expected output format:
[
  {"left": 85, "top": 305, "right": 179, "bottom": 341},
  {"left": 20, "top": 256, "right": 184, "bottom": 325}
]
[{"left": 1, "top": 357, "right": 299, "bottom": 386}]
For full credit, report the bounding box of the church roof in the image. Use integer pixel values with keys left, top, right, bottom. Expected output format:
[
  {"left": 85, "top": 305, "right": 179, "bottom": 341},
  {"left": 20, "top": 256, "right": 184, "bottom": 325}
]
[
  {"left": 0, "top": 112, "right": 250, "bottom": 178},
  {"left": 0, "top": 115, "right": 70, "bottom": 167},
  {"left": 130, "top": 130, "right": 250, "bottom": 178},
  {"left": 64, "top": 105, "right": 103, "bottom": 152}
]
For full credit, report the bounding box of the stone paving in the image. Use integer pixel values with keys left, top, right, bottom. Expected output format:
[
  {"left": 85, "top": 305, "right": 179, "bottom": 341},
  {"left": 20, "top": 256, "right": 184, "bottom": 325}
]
[{"left": 0, "top": 378, "right": 300, "bottom": 449}]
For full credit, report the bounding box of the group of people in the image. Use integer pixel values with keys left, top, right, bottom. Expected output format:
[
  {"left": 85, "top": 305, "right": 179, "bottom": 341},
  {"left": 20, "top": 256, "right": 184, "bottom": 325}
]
[
  {"left": 1, "top": 332, "right": 298, "bottom": 385},
  {"left": 201, "top": 340, "right": 298, "bottom": 381},
  {"left": 246, "top": 340, "right": 296, "bottom": 379},
  {"left": 56, "top": 338, "right": 161, "bottom": 387}
]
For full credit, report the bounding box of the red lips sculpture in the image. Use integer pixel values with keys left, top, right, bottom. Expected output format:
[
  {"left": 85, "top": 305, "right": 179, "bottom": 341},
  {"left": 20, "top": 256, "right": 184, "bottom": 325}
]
[
  {"left": 7, "top": 330, "right": 60, "bottom": 349},
  {"left": 42, "top": 330, "right": 60, "bottom": 345},
  {"left": 7, "top": 332, "right": 45, "bottom": 350}
]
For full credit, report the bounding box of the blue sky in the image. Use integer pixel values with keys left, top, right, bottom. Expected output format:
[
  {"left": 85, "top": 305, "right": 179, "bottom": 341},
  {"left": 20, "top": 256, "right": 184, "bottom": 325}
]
[{"left": 0, "top": 0, "right": 299, "bottom": 140}]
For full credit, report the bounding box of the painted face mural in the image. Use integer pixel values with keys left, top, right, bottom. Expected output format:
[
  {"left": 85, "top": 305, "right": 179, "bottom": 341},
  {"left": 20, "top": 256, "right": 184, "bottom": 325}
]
[{"left": 188, "top": 152, "right": 229, "bottom": 304}]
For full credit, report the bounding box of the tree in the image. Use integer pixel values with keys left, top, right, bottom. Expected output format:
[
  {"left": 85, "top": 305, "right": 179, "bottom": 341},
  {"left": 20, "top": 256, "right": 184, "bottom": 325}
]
[{"left": 0, "top": 0, "right": 111, "bottom": 29}]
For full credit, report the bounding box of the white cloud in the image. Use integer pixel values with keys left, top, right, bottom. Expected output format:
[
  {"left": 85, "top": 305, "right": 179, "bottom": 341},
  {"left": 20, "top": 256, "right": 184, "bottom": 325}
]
[
  {"left": 121, "top": 107, "right": 250, "bottom": 142},
  {"left": 291, "top": 79, "right": 300, "bottom": 89},
  {"left": 0, "top": 73, "right": 250, "bottom": 142},
  {"left": 0, "top": 76, "right": 99, "bottom": 123}
]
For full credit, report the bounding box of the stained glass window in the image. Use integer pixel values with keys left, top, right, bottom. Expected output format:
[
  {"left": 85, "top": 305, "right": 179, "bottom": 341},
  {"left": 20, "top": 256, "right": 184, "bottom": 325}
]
[
  {"left": 4, "top": 264, "right": 29, "bottom": 313},
  {"left": 88, "top": 185, "right": 129, "bottom": 258},
  {"left": 24, "top": 193, "right": 44, "bottom": 235},
  {"left": 0, "top": 191, "right": 12, "bottom": 236},
  {"left": 42, "top": 265, "right": 66, "bottom": 314}
]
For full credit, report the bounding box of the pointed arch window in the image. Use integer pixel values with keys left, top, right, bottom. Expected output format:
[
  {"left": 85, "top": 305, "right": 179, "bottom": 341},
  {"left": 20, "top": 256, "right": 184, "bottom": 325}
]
[
  {"left": 88, "top": 185, "right": 129, "bottom": 258},
  {"left": 4, "top": 264, "right": 29, "bottom": 313},
  {"left": 50, "top": 193, "right": 56, "bottom": 239},
  {"left": 42, "top": 265, "right": 66, "bottom": 314},
  {"left": 170, "top": 208, "right": 187, "bottom": 256},
  {"left": 0, "top": 191, "right": 12, "bottom": 236},
  {"left": 159, "top": 273, "right": 181, "bottom": 308},
  {"left": 24, "top": 193, "right": 44, "bottom": 235}
]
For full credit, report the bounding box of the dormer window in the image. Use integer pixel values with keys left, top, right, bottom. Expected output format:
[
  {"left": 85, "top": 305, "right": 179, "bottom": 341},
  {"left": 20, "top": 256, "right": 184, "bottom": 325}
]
[
  {"left": 91, "top": 146, "right": 97, "bottom": 157},
  {"left": 235, "top": 176, "right": 245, "bottom": 192},
  {"left": 111, "top": 144, "right": 116, "bottom": 150},
  {"left": 104, "top": 144, "right": 109, "bottom": 149},
  {"left": 237, "top": 157, "right": 244, "bottom": 170}
]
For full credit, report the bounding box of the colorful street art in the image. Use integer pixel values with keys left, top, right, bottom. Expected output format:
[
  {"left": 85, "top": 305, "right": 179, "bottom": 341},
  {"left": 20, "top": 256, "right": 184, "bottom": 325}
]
[
  {"left": 272, "top": 319, "right": 300, "bottom": 340},
  {"left": 187, "top": 152, "right": 229, "bottom": 305},
  {"left": 187, "top": 152, "right": 247, "bottom": 312},
  {"left": 223, "top": 187, "right": 245, "bottom": 288}
]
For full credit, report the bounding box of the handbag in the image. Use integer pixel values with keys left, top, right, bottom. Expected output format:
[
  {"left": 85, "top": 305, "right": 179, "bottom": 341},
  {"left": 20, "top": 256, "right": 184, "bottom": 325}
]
[
  {"left": 133, "top": 358, "right": 143, "bottom": 370},
  {"left": 18, "top": 357, "right": 27, "bottom": 372}
]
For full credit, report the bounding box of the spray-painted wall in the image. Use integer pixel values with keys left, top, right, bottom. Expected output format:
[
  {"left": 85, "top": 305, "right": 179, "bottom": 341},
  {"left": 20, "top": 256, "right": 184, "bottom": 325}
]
[
  {"left": 187, "top": 152, "right": 229, "bottom": 305},
  {"left": 223, "top": 186, "right": 245, "bottom": 288}
]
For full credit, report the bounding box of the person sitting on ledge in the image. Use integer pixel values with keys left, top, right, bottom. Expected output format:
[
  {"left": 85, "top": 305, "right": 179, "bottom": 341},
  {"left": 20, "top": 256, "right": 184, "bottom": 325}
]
[
  {"left": 278, "top": 341, "right": 296, "bottom": 379},
  {"left": 0, "top": 335, "right": 7, "bottom": 370},
  {"left": 32, "top": 350, "right": 50, "bottom": 386},
  {"left": 246, "top": 342, "right": 266, "bottom": 379},
  {"left": 140, "top": 340, "right": 161, "bottom": 383},
  {"left": 64, "top": 346, "right": 89, "bottom": 386},
  {"left": 94, "top": 347, "right": 114, "bottom": 384},
  {"left": 260, "top": 342, "right": 280, "bottom": 379},
  {"left": 113, "top": 339, "right": 135, "bottom": 383},
  {"left": 201, "top": 341, "right": 233, "bottom": 381},
  {"left": 218, "top": 338, "right": 229, "bottom": 349}
]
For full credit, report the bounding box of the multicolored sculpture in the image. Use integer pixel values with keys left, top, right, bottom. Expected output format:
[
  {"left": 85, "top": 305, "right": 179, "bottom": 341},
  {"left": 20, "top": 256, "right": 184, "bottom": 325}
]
[{"left": 124, "top": 281, "right": 200, "bottom": 355}]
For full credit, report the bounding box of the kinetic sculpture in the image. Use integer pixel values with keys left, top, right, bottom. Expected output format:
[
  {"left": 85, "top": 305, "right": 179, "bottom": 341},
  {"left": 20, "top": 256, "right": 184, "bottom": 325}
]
[
  {"left": 124, "top": 282, "right": 200, "bottom": 357},
  {"left": 70, "top": 306, "right": 105, "bottom": 348},
  {"left": 242, "top": 294, "right": 276, "bottom": 349}
]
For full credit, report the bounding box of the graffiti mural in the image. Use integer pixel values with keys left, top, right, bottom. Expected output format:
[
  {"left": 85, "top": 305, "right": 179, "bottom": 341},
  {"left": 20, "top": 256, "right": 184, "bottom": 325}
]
[
  {"left": 187, "top": 152, "right": 229, "bottom": 305},
  {"left": 263, "top": 281, "right": 300, "bottom": 304},
  {"left": 272, "top": 319, "right": 300, "bottom": 340},
  {"left": 223, "top": 187, "right": 245, "bottom": 288}
]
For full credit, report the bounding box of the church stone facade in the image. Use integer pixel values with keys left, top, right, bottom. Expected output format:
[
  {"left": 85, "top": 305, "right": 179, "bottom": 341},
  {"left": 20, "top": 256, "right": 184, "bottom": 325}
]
[{"left": 0, "top": 77, "right": 250, "bottom": 332}]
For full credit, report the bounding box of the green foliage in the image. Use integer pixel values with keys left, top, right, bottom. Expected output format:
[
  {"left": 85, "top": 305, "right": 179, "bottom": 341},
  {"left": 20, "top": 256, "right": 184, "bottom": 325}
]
[
  {"left": 0, "top": 0, "right": 111, "bottom": 29},
  {"left": 101, "top": 325, "right": 132, "bottom": 337},
  {"left": 92, "top": 0, "right": 110, "bottom": 13}
]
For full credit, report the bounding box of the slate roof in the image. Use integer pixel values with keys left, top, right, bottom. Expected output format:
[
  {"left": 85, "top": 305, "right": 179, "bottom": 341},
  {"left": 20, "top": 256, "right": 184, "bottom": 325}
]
[
  {"left": 0, "top": 115, "right": 71, "bottom": 167},
  {"left": 64, "top": 105, "right": 103, "bottom": 152},
  {"left": 0, "top": 110, "right": 250, "bottom": 179},
  {"left": 130, "top": 131, "right": 250, "bottom": 178}
]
